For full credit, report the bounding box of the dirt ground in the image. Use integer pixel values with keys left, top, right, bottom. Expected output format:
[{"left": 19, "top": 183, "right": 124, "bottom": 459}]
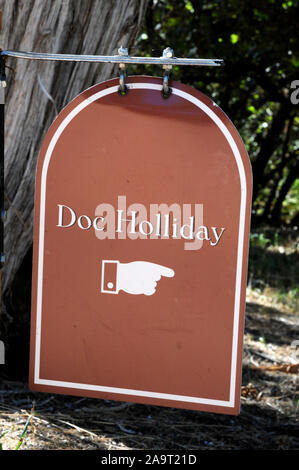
[{"left": 0, "top": 287, "right": 298, "bottom": 451}]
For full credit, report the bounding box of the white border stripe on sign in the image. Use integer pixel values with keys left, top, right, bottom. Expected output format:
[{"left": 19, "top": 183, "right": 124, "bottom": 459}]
[{"left": 34, "top": 83, "right": 247, "bottom": 408}]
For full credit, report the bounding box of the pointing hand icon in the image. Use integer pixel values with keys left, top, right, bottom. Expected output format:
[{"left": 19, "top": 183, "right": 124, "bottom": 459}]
[{"left": 101, "top": 260, "right": 175, "bottom": 296}]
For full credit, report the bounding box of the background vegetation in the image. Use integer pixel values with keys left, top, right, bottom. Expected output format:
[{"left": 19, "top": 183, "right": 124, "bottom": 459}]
[{"left": 133, "top": 0, "right": 299, "bottom": 228}]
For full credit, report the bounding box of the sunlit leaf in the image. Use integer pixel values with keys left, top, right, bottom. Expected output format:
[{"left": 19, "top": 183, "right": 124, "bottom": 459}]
[{"left": 230, "top": 33, "right": 239, "bottom": 44}]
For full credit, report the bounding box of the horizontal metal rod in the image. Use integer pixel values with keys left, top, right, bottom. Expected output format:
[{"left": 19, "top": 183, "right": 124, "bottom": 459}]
[{"left": 0, "top": 50, "right": 223, "bottom": 67}]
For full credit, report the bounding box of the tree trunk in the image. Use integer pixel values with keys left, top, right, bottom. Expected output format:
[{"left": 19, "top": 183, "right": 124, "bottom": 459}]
[
  {"left": 0, "top": 0, "right": 149, "bottom": 298},
  {"left": 251, "top": 103, "right": 290, "bottom": 203},
  {"left": 270, "top": 157, "right": 299, "bottom": 226}
]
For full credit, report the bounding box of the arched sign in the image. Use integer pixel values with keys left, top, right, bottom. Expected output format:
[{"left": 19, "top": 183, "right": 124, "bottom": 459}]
[{"left": 29, "top": 76, "right": 252, "bottom": 415}]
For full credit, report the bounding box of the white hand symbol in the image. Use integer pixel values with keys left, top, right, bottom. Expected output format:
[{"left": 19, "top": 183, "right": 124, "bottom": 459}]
[
  {"left": 101, "top": 260, "right": 175, "bottom": 296},
  {"left": 118, "top": 261, "right": 175, "bottom": 296}
]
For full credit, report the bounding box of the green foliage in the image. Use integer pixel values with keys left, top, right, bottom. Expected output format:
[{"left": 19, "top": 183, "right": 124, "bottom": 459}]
[
  {"left": 0, "top": 431, "right": 9, "bottom": 450},
  {"left": 0, "top": 408, "right": 34, "bottom": 450},
  {"left": 282, "top": 178, "right": 299, "bottom": 222},
  {"left": 15, "top": 414, "right": 32, "bottom": 450},
  {"left": 134, "top": 0, "right": 299, "bottom": 227},
  {"left": 250, "top": 232, "right": 271, "bottom": 249}
]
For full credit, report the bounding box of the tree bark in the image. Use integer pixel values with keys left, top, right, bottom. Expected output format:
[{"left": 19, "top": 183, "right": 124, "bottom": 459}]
[{"left": 0, "top": 0, "right": 149, "bottom": 296}]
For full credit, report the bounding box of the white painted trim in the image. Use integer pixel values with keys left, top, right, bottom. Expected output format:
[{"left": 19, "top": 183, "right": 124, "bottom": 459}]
[
  {"left": 100, "top": 260, "right": 119, "bottom": 294},
  {"left": 34, "top": 83, "right": 247, "bottom": 408},
  {"left": 35, "top": 377, "right": 232, "bottom": 407}
]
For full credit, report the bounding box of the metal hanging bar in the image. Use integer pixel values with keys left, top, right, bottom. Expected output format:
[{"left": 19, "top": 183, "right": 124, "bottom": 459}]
[
  {"left": 118, "top": 47, "right": 129, "bottom": 95},
  {"left": 0, "top": 49, "right": 223, "bottom": 67}
]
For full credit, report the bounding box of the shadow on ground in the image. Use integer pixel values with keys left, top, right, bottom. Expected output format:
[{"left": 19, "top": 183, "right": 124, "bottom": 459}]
[{"left": 0, "top": 297, "right": 298, "bottom": 450}]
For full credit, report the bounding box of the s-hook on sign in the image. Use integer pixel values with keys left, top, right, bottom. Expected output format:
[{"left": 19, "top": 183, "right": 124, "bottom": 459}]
[{"left": 29, "top": 76, "right": 252, "bottom": 415}]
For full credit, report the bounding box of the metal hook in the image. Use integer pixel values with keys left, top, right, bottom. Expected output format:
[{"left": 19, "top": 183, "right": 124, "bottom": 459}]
[
  {"left": 161, "top": 47, "right": 173, "bottom": 98},
  {"left": 118, "top": 46, "right": 128, "bottom": 96},
  {"left": 162, "top": 70, "right": 172, "bottom": 98}
]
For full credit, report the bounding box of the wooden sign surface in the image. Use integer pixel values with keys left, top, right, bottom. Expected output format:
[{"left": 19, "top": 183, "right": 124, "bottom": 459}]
[{"left": 29, "top": 76, "right": 252, "bottom": 414}]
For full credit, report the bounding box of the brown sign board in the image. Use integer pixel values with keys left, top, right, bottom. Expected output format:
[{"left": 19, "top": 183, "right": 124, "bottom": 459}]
[{"left": 29, "top": 76, "right": 252, "bottom": 415}]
